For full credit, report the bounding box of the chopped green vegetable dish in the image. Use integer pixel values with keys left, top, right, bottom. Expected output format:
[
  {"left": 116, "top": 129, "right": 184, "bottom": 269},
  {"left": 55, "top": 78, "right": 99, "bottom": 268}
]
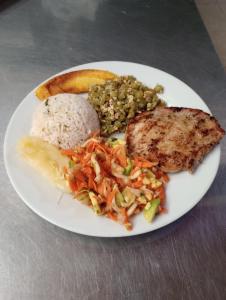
[{"left": 88, "top": 75, "right": 164, "bottom": 136}]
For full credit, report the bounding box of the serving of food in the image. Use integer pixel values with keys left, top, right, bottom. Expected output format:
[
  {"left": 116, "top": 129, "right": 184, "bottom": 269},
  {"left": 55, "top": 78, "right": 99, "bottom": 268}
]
[{"left": 4, "top": 61, "right": 225, "bottom": 237}]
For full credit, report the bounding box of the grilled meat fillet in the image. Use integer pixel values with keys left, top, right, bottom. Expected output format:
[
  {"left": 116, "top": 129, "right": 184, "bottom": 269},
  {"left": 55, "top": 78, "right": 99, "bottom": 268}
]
[{"left": 126, "top": 107, "right": 225, "bottom": 172}]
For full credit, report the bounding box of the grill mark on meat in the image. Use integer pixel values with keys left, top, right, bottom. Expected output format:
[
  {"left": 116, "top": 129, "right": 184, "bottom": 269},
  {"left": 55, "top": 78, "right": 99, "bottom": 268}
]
[{"left": 126, "top": 107, "right": 225, "bottom": 173}]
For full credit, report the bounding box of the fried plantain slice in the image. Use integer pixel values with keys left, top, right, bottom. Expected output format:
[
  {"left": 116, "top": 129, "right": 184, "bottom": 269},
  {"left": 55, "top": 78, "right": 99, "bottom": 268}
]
[{"left": 35, "top": 69, "right": 118, "bottom": 100}]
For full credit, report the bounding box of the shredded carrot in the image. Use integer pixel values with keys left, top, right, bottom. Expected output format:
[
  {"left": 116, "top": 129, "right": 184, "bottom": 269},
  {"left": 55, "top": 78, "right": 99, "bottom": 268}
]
[
  {"left": 76, "top": 180, "right": 87, "bottom": 191},
  {"left": 61, "top": 149, "right": 76, "bottom": 156},
  {"left": 81, "top": 166, "right": 93, "bottom": 176},
  {"left": 71, "top": 152, "right": 83, "bottom": 161},
  {"left": 115, "top": 177, "right": 127, "bottom": 188},
  {"left": 161, "top": 174, "right": 169, "bottom": 183},
  {"left": 134, "top": 156, "right": 156, "bottom": 168},
  {"left": 119, "top": 208, "right": 130, "bottom": 226},
  {"left": 61, "top": 134, "right": 169, "bottom": 230},
  {"left": 96, "top": 143, "right": 111, "bottom": 154},
  {"left": 69, "top": 179, "right": 78, "bottom": 192},
  {"left": 130, "top": 166, "right": 140, "bottom": 176},
  {"left": 98, "top": 160, "right": 111, "bottom": 177},
  {"left": 131, "top": 179, "right": 143, "bottom": 188},
  {"left": 113, "top": 146, "right": 127, "bottom": 167},
  {"left": 97, "top": 178, "right": 111, "bottom": 197},
  {"left": 107, "top": 189, "right": 117, "bottom": 206},
  {"left": 81, "top": 153, "right": 92, "bottom": 164},
  {"left": 86, "top": 142, "right": 96, "bottom": 153},
  {"left": 73, "top": 170, "right": 86, "bottom": 182},
  {"left": 107, "top": 212, "right": 118, "bottom": 221},
  {"left": 88, "top": 175, "right": 97, "bottom": 192},
  {"left": 75, "top": 146, "right": 85, "bottom": 154},
  {"left": 121, "top": 208, "right": 126, "bottom": 216},
  {"left": 156, "top": 186, "right": 165, "bottom": 202}
]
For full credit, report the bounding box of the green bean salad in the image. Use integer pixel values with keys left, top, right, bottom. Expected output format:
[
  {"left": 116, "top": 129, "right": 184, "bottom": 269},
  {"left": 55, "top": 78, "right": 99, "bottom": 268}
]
[{"left": 88, "top": 75, "right": 164, "bottom": 136}]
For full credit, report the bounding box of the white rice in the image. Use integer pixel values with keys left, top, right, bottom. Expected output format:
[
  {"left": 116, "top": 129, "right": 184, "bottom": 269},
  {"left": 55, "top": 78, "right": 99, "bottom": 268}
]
[{"left": 30, "top": 93, "right": 100, "bottom": 149}]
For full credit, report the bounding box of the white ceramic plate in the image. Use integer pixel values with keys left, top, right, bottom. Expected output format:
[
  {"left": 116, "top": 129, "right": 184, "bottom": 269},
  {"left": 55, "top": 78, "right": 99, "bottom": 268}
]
[{"left": 4, "top": 61, "right": 221, "bottom": 237}]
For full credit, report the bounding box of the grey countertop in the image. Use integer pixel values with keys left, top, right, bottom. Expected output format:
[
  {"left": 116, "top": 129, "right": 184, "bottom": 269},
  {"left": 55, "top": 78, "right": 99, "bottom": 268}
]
[{"left": 0, "top": 0, "right": 226, "bottom": 299}]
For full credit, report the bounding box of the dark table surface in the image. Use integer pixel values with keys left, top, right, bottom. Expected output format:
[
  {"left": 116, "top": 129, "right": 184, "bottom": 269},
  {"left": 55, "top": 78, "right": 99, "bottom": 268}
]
[{"left": 0, "top": 0, "right": 226, "bottom": 299}]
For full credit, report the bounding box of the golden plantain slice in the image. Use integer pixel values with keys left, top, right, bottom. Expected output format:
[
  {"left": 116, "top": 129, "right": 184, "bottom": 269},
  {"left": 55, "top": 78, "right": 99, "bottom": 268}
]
[{"left": 35, "top": 69, "right": 118, "bottom": 100}]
